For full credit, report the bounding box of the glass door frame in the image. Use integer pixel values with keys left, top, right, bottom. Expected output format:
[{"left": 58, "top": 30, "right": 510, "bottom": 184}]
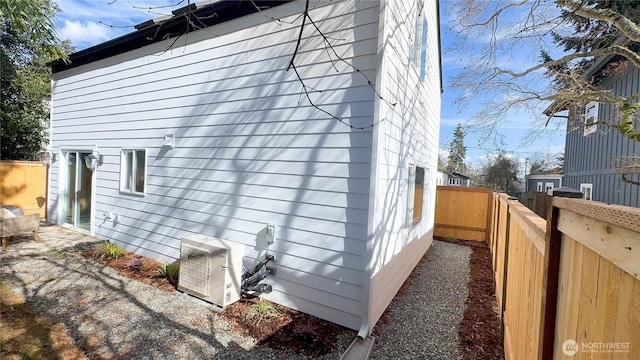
[{"left": 59, "top": 149, "right": 96, "bottom": 235}]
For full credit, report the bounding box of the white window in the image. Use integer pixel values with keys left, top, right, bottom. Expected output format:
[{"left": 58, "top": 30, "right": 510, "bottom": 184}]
[
  {"left": 584, "top": 102, "right": 598, "bottom": 136},
  {"left": 536, "top": 182, "right": 543, "bottom": 192},
  {"left": 407, "top": 165, "right": 425, "bottom": 225},
  {"left": 420, "top": 17, "right": 428, "bottom": 80},
  {"left": 545, "top": 182, "right": 554, "bottom": 195},
  {"left": 121, "top": 149, "right": 146, "bottom": 195},
  {"left": 580, "top": 183, "right": 593, "bottom": 201}
]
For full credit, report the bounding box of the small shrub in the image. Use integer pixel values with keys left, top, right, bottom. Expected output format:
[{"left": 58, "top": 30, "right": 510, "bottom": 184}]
[
  {"left": 445, "top": 236, "right": 457, "bottom": 242},
  {"left": 246, "top": 299, "right": 280, "bottom": 325},
  {"left": 93, "top": 242, "right": 126, "bottom": 260},
  {"left": 158, "top": 262, "right": 180, "bottom": 284},
  {"left": 124, "top": 257, "right": 143, "bottom": 270},
  {"left": 293, "top": 319, "right": 318, "bottom": 336}
]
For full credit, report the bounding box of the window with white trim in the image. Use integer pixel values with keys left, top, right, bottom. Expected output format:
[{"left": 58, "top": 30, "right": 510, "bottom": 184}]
[
  {"left": 580, "top": 183, "right": 593, "bottom": 201},
  {"left": 407, "top": 165, "right": 425, "bottom": 225},
  {"left": 536, "top": 182, "right": 543, "bottom": 192},
  {"left": 121, "top": 149, "right": 146, "bottom": 195},
  {"left": 583, "top": 102, "right": 598, "bottom": 136},
  {"left": 545, "top": 182, "right": 554, "bottom": 195}
]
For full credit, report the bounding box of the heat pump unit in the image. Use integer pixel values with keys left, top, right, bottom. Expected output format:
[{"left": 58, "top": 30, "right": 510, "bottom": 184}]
[{"left": 178, "top": 234, "right": 244, "bottom": 307}]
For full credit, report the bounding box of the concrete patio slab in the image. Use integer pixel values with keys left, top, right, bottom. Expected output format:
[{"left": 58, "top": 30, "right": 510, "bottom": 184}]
[{"left": 0, "top": 223, "right": 101, "bottom": 259}]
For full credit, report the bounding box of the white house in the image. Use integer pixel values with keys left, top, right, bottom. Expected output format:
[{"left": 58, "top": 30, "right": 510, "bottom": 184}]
[{"left": 47, "top": 0, "right": 441, "bottom": 336}]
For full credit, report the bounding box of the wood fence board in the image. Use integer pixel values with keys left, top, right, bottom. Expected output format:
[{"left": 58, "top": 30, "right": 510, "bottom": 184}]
[
  {"left": 593, "top": 257, "right": 615, "bottom": 359},
  {"left": 434, "top": 187, "right": 491, "bottom": 241},
  {"left": 558, "top": 210, "right": 640, "bottom": 281},
  {"left": 0, "top": 161, "right": 46, "bottom": 218},
  {"left": 576, "top": 246, "right": 599, "bottom": 358},
  {"left": 552, "top": 237, "right": 572, "bottom": 359},
  {"left": 478, "top": 192, "right": 639, "bottom": 359}
]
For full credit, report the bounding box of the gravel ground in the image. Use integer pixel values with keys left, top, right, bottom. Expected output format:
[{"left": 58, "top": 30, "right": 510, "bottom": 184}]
[
  {"left": 0, "top": 251, "right": 351, "bottom": 359},
  {"left": 1, "top": 239, "right": 471, "bottom": 360},
  {"left": 370, "top": 240, "right": 472, "bottom": 360}
]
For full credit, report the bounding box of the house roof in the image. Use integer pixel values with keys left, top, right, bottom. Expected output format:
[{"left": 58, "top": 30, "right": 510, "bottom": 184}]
[
  {"left": 51, "top": 0, "right": 291, "bottom": 73},
  {"left": 543, "top": 37, "right": 633, "bottom": 116}
]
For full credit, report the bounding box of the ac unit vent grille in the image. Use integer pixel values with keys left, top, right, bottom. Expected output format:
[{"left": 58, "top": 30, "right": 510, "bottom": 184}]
[{"left": 179, "top": 245, "right": 210, "bottom": 297}]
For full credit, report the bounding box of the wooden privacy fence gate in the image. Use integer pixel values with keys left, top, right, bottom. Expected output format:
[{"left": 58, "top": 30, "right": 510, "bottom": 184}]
[
  {"left": 489, "top": 193, "right": 640, "bottom": 360},
  {"left": 434, "top": 186, "right": 492, "bottom": 241},
  {"left": 0, "top": 161, "right": 46, "bottom": 218}
]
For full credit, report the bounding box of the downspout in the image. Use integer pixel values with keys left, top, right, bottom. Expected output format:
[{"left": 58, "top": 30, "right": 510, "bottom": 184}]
[
  {"left": 358, "top": 0, "right": 387, "bottom": 339},
  {"left": 46, "top": 79, "right": 54, "bottom": 223}
]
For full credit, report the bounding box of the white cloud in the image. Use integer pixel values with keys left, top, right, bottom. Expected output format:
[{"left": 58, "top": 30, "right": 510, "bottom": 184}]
[{"left": 59, "top": 20, "right": 112, "bottom": 49}]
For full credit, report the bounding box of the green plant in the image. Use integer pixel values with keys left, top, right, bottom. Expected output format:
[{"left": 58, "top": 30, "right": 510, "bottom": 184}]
[
  {"left": 445, "top": 236, "right": 458, "bottom": 242},
  {"left": 246, "top": 299, "right": 281, "bottom": 325},
  {"left": 93, "top": 242, "right": 126, "bottom": 260},
  {"left": 157, "top": 262, "right": 180, "bottom": 284}
]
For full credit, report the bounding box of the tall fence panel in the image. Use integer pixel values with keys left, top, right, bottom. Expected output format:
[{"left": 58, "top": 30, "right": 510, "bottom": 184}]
[
  {"left": 434, "top": 186, "right": 492, "bottom": 241},
  {"left": 0, "top": 161, "right": 46, "bottom": 218},
  {"left": 487, "top": 193, "right": 640, "bottom": 359}
]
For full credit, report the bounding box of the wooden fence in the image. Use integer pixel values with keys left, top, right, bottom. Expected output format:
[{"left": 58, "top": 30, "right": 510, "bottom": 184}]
[
  {"left": 0, "top": 161, "right": 46, "bottom": 218},
  {"left": 434, "top": 186, "right": 492, "bottom": 241},
  {"left": 489, "top": 193, "right": 640, "bottom": 359}
]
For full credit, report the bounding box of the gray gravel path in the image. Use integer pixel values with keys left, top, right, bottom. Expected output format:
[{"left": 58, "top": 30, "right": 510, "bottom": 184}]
[{"left": 369, "top": 240, "right": 471, "bottom": 360}]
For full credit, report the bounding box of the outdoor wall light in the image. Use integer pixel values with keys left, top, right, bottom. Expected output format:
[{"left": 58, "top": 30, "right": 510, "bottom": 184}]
[
  {"left": 84, "top": 151, "right": 103, "bottom": 171},
  {"left": 40, "top": 151, "right": 51, "bottom": 167}
]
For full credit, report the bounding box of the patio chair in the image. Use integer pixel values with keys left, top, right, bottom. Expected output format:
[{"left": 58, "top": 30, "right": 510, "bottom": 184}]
[{"left": 0, "top": 207, "right": 40, "bottom": 251}]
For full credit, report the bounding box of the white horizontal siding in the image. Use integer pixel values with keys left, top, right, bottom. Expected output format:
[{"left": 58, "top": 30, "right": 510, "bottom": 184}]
[{"left": 49, "top": 0, "right": 379, "bottom": 330}]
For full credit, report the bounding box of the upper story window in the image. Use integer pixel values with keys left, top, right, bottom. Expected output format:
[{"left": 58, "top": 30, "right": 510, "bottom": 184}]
[
  {"left": 412, "top": 0, "right": 427, "bottom": 81},
  {"left": 583, "top": 101, "right": 598, "bottom": 136},
  {"left": 121, "top": 149, "right": 146, "bottom": 195}
]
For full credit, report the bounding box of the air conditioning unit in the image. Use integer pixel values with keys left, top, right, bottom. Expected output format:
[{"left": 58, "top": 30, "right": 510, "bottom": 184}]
[{"left": 178, "top": 234, "right": 244, "bottom": 307}]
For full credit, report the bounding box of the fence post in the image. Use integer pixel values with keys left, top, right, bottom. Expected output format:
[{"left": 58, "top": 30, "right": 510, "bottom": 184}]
[
  {"left": 499, "top": 196, "right": 516, "bottom": 340},
  {"left": 538, "top": 202, "right": 561, "bottom": 360}
]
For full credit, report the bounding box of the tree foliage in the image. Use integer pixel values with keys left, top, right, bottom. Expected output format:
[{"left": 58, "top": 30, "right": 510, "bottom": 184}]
[
  {"left": 0, "top": 0, "right": 69, "bottom": 159},
  {"left": 448, "top": 0, "right": 640, "bottom": 143},
  {"left": 479, "top": 153, "right": 520, "bottom": 195},
  {"left": 446, "top": 123, "right": 468, "bottom": 174}
]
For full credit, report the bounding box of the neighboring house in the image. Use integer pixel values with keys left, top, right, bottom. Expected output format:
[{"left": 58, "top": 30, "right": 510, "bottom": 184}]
[
  {"left": 525, "top": 173, "right": 562, "bottom": 195},
  {"left": 436, "top": 170, "right": 470, "bottom": 187},
  {"left": 47, "top": 0, "right": 442, "bottom": 336},
  {"left": 548, "top": 57, "right": 639, "bottom": 207}
]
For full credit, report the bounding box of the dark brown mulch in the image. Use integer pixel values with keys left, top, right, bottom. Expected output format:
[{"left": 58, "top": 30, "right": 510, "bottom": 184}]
[
  {"left": 77, "top": 247, "right": 354, "bottom": 357},
  {"left": 436, "top": 236, "right": 505, "bottom": 360}
]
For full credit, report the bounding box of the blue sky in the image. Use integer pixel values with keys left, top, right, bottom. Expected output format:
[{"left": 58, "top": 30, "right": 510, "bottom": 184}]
[{"left": 53, "top": 0, "right": 567, "bottom": 172}]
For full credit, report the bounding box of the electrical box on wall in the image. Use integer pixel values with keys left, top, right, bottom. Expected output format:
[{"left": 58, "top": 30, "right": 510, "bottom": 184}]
[{"left": 266, "top": 225, "right": 276, "bottom": 245}]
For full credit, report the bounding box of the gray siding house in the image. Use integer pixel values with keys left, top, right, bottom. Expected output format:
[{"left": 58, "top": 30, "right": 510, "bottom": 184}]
[
  {"left": 47, "top": 0, "right": 442, "bottom": 335},
  {"left": 558, "top": 60, "right": 639, "bottom": 207},
  {"left": 525, "top": 174, "right": 562, "bottom": 194}
]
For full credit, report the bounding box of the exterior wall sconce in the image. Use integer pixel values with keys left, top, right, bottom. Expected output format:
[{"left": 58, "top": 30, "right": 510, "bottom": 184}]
[
  {"left": 39, "top": 151, "right": 56, "bottom": 166},
  {"left": 84, "top": 151, "right": 103, "bottom": 171},
  {"left": 163, "top": 134, "right": 175, "bottom": 149}
]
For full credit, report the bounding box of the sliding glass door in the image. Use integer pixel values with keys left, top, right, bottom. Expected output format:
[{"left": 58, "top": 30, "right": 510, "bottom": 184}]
[{"left": 63, "top": 151, "right": 92, "bottom": 232}]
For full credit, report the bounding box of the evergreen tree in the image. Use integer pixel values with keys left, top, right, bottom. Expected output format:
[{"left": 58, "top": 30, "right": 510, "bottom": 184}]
[{"left": 446, "top": 123, "right": 468, "bottom": 174}]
